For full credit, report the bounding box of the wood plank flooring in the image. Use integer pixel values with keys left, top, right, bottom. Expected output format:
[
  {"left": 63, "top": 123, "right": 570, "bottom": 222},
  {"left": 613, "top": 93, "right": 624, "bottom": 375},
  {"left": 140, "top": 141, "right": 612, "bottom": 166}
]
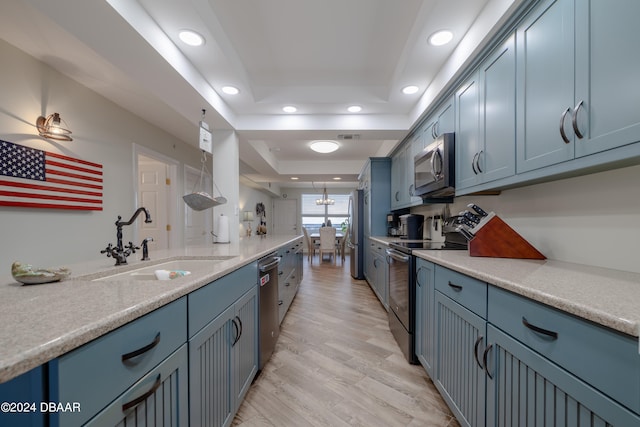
[{"left": 232, "top": 255, "right": 460, "bottom": 427}]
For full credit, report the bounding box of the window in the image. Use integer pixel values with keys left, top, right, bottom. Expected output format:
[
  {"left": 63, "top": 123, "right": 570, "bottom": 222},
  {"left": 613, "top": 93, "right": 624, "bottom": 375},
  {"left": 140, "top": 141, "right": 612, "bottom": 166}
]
[{"left": 301, "top": 193, "right": 349, "bottom": 234}]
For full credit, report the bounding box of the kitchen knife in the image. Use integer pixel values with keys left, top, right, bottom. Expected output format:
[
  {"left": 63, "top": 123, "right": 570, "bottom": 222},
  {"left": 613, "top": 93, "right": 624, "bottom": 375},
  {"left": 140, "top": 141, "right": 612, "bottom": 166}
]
[
  {"left": 458, "top": 227, "right": 474, "bottom": 241},
  {"left": 462, "top": 211, "right": 481, "bottom": 225},
  {"left": 467, "top": 203, "right": 488, "bottom": 217},
  {"left": 459, "top": 216, "right": 477, "bottom": 229}
]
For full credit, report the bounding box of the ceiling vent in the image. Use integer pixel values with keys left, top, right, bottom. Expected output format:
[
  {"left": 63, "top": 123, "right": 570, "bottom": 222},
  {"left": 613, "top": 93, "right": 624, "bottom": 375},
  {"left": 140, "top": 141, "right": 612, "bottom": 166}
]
[{"left": 337, "top": 134, "right": 360, "bottom": 140}]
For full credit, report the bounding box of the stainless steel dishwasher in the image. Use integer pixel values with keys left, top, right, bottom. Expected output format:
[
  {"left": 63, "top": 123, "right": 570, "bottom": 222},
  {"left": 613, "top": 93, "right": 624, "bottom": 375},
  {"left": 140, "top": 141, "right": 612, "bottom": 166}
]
[{"left": 258, "top": 252, "right": 281, "bottom": 370}]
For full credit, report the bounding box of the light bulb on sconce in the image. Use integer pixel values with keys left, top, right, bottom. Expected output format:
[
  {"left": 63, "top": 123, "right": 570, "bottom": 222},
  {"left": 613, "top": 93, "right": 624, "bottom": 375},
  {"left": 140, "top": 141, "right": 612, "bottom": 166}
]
[
  {"left": 36, "top": 113, "right": 73, "bottom": 141},
  {"left": 242, "top": 211, "right": 254, "bottom": 236}
]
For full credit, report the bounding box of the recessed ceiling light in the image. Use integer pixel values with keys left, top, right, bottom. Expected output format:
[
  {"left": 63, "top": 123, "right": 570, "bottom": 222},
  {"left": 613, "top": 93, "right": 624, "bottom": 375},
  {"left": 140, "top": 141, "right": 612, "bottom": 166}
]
[
  {"left": 347, "top": 105, "right": 362, "bottom": 113},
  {"left": 290, "top": 177, "right": 299, "bottom": 180},
  {"left": 222, "top": 86, "right": 239, "bottom": 95},
  {"left": 310, "top": 140, "right": 339, "bottom": 154},
  {"left": 178, "top": 30, "right": 205, "bottom": 47},
  {"left": 402, "top": 85, "right": 420, "bottom": 95},
  {"left": 283, "top": 106, "right": 297, "bottom": 113},
  {"left": 429, "top": 30, "right": 454, "bottom": 46},
  {"left": 333, "top": 177, "right": 342, "bottom": 180}
]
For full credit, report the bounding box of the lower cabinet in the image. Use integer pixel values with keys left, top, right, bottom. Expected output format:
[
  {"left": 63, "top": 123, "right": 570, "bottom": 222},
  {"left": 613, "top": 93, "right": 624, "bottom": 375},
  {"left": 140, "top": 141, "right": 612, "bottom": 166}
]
[
  {"left": 414, "top": 258, "right": 435, "bottom": 376},
  {"left": 486, "top": 325, "right": 640, "bottom": 426},
  {"left": 426, "top": 263, "right": 640, "bottom": 427},
  {"left": 0, "top": 366, "right": 45, "bottom": 427},
  {"left": 85, "top": 344, "right": 189, "bottom": 426},
  {"left": 435, "top": 291, "right": 487, "bottom": 427},
  {"left": 189, "top": 286, "right": 258, "bottom": 427},
  {"left": 364, "top": 239, "right": 388, "bottom": 309}
]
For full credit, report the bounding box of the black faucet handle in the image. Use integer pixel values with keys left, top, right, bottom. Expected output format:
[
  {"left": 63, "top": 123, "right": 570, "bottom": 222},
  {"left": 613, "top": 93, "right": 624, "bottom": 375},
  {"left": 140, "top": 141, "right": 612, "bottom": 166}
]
[
  {"left": 125, "top": 241, "right": 140, "bottom": 253},
  {"left": 101, "top": 243, "right": 113, "bottom": 256}
]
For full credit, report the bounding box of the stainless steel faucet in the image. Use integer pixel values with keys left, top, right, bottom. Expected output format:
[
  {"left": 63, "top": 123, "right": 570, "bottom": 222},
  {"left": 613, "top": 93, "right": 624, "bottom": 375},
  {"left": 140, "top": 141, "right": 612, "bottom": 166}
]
[{"left": 101, "top": 207, "right": 152, "bottom": 265}]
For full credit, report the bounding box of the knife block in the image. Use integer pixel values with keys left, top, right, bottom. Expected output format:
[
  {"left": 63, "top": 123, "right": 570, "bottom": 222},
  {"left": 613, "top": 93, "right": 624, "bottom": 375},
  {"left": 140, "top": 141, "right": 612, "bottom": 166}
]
[{"left": 468, "top": 215, "right": 546, "bottom": 260}]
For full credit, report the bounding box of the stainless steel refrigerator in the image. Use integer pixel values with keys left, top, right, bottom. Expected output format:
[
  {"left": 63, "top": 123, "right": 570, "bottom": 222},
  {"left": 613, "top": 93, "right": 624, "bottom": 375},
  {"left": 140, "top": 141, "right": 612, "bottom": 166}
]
[{"left": 348, "top": 189, "right": 364, "bottom": 279}]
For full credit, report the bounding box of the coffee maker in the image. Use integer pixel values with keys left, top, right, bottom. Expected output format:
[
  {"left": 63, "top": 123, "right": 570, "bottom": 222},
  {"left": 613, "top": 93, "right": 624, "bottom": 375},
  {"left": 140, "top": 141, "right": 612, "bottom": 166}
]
[
  {"left": 387, "top": 213, "right": 400, "bottom": 237},
  {"left": 399, "top": 214, "right": 424, "bottom": 240}
]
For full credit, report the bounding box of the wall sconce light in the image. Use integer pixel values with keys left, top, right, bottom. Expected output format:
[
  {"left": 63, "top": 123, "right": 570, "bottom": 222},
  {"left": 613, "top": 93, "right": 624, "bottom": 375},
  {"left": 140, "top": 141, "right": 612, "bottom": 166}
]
[
  {"left": 36, "top": 113, "right": 73, "bottom": 141},
  {"left": 242, "top": 211, "right": 254, "bottom": 236}
]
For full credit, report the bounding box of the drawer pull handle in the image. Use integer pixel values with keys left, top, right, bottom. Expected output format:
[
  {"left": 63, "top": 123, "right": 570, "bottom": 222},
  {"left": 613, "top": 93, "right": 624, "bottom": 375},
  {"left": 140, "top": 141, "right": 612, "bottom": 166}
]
[
  {"left": 122, "top": 374, "right": 161, "bottom": 412},
  {"left": 448, "top": 281, "right": 463, "bottom": 292},
  {"left": 522, "top": 317, "right": 558, "bottom": 340},
  {"left": 482, "top": 344, "right": 494, "bottom": 379},
  {"left": 473, "top": 336, "right": 484, "bottom": 370},
  {"left": 121, "top": 333, "right": 161, "bottom": 362}
]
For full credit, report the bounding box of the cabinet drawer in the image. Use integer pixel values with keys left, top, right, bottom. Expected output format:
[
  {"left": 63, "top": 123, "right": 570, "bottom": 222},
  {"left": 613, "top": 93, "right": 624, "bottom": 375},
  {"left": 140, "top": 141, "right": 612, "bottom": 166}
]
[
  {"left": 435, "top": 266, "right": 487, "bottom": 318},
  {"left": 488, "top": 286, "right": 640, "bottom": 413},
  {"left": 189, "top": 262, "right": 257, "bottom": 337},
  {"left": 86, "top": 344, "right": 189, "bottom": 426},
  {"left": 51, "top": 297, "right": 187, "bottom": 426}
]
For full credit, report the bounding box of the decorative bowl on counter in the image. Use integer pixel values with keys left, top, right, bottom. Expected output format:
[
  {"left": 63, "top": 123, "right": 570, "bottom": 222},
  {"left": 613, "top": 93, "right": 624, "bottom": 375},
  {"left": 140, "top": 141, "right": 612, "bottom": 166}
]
[{"left": 11, "top": 261, "right": 71, "bottom": 285}]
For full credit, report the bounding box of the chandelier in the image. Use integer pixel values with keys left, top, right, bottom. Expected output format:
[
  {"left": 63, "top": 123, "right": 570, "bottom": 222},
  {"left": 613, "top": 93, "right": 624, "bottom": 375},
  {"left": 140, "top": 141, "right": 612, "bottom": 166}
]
[{"left": 316, "top": 186, "right": 335, "bottom": 205}]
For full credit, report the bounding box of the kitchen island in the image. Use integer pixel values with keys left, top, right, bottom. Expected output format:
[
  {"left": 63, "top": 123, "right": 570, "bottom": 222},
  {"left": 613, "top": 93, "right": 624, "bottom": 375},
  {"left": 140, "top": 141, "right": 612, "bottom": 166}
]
[{"left": 0, "top": 234, "right": 301, "bottom": 384}]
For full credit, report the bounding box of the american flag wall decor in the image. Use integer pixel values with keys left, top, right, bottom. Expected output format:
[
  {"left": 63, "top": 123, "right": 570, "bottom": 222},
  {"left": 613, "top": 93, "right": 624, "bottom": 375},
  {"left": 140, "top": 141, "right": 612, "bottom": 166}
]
[{"left": 0, "top": 139, "right": 103, "bottom": 211}]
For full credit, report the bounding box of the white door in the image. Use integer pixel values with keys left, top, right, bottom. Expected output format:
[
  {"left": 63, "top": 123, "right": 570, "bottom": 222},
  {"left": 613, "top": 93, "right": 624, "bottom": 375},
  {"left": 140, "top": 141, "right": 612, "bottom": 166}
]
[
  {"left": 138, "top": 155, "right": 168, "bottom": 250},
  {"left": 184, "top": 165, "right": 211, "bottom": 246},
  {"left": 272, "top": 199, "right": 298, "bottom": 235}
]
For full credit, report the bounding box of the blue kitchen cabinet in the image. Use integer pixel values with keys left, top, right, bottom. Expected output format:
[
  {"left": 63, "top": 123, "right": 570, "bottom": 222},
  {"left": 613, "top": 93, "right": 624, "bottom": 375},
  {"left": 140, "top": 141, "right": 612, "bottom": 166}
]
[
  {"left": 456, "top": 34, "right": 516, "bottom": 193},
  {"left": 414, "top": 258, "right": 435, "bottom": 377},
  {"left": 49, "top": 297, "right": 188, "bottom": 427},
  {"left": 434, "top": 266, "right": 488, "bottom": 427},
  {"left": 456, "top": 72, "right": 482, "bottom": 190},
  {"left": 407, "top": 131, "right": 425, "bottom": 205},
  {"left": 390, "top": 148, "right": 407, "bottom": 210},
  {"left": 515, "top": 0, "right": 640, "bottom": 173},
  {"left": 573, "top": 0, "right": 640, "bottom": 157},
  {"left": 360, "top": 157, "right": 391, "bottom": 237},
  {"left": 516, "top": 0, "right": 575, "bottom": 173},
  {"left": 365, "top": 239, "right": 388, "bottom": 310},
  {"left": 189, "top": 285, "right": 258, "bottom": 427},
  {"left": 0, "top": 366, "right": 45, "bottom": 427},
  {"left": 85, "top": 344, "right": 189, "bottom": 426},
  {"left": 424, "top": 97, "right": 455, "bottom": 145},
  {"left": 278, "top": 238, "right": 302, "bottom": 324},
  {"left": 486, "top": 325, "right": 640, "bottom": 426}
]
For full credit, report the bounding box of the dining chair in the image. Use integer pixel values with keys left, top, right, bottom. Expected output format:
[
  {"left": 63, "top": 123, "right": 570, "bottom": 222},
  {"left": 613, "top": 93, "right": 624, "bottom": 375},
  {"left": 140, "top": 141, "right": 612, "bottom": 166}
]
[
  {"left": 319, "top": 227, "right": 337, "bottom": 263},
  {"left": 302, "top": 227, "right": 319, "bottom": 263}
]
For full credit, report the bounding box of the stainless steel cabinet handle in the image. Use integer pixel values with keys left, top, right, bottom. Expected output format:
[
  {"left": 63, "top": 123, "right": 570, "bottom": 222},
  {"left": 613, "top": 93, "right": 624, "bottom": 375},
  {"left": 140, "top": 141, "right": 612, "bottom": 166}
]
[
  {"left": 522, "top": 317, "right": 558, "bottom": 339},
  {"left": 472, "top": 152, "right": 479, "bottom": 175},
  {"left": 447, "top": 281, "right": 463, "bottom": 292},
  {"left": 231, "top": 316, "right": 243, "bottom": 346},
  {"left": 474, "top": 336, "right": 484, "bottom": 370},
  {"left": 416, "top": 267, "right": 423, "bottom": 287},
  {"left": 121, "top": 333, "right": 160, "bottom": 363},
  {"left": 482, "top": 344, "right": 494, "bottom": 379},
  {"left": 559, "top": 107, "right": 571, "bottom": 144},
  {"left": 122, "top": 374, "right": 161, "bottom": 412},
  {"left": 572, "top": 100, "right": 585, "bottom": 139}
]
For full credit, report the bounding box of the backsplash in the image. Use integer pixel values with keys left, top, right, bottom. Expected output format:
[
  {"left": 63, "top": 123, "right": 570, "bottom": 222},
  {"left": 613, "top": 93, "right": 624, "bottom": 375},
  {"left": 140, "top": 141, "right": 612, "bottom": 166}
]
[{"left": 412, "top": 163, "right": 640, "bottom": 273}]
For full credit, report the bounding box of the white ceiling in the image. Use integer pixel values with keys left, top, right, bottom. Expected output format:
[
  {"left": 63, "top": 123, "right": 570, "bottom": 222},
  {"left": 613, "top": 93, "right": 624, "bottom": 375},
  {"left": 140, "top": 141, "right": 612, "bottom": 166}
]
[{"left": 0, "top": 0, "right": 520, "bottom": 189}]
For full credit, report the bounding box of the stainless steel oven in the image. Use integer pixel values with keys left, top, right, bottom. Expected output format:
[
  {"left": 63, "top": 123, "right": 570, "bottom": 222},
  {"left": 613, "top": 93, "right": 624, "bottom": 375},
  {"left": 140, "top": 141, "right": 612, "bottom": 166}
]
[{"left": 386, "top": 245, "right": 417, "bottom": 364}]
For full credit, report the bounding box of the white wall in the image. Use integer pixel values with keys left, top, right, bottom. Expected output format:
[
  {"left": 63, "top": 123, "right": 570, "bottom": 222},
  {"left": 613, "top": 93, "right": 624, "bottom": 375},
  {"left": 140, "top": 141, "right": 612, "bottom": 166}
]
[
  {"left": 0, "top": 39, "right": 203, "bottom": 273},
  {"left": 411, "top": 164, "right": 640, "bottom": 273}
]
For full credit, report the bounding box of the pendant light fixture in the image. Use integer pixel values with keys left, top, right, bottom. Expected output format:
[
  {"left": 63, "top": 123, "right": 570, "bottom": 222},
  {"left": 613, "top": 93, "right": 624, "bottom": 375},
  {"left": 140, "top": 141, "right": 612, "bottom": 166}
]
[{"left": 316, "top": 185, "right": 334, "bottom": 205}]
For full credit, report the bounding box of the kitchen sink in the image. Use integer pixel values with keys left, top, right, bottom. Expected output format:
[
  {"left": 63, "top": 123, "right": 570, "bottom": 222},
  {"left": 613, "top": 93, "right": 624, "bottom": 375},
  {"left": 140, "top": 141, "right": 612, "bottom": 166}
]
[{"left": 91, "top": 257, "right": 236, "bottom": 281}]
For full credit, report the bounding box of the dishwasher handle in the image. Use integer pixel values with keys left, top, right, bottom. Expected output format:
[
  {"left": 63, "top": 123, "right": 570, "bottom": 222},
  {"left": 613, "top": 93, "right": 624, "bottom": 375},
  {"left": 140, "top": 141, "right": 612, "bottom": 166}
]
[
  {"left": 259, "top": 257, "right": 281, "bottom": 272},
  {"left": 385, "top": 248, "right": 410, "bottom": 263}
]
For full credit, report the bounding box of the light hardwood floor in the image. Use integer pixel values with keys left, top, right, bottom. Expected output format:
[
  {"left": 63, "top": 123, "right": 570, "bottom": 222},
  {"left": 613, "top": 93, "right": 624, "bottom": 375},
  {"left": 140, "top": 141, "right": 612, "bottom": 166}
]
[{"left": 232, "top": 254, "right": 460, "bottom": 427}]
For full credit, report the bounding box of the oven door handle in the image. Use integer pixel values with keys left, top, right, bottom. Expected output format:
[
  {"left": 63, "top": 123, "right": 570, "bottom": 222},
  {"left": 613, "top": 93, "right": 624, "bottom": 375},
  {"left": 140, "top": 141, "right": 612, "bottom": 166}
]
[{"left": 385, "top": 248, "right": 410, "bottom": 263}]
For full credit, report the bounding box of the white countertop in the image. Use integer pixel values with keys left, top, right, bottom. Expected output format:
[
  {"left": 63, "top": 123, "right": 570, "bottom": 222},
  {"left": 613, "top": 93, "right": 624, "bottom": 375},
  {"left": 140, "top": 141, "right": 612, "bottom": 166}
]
[
  {"left": 369, "top": 236, "right": 640, "bottom": 338},
  {"left": 0, "top": 235, "right": 301, "bottom": 383}
]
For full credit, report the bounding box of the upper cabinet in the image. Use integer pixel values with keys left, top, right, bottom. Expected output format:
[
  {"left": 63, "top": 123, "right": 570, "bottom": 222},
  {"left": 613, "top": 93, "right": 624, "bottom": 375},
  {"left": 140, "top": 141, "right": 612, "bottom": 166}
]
[
  {"left": 457, "top": 35, "right": 516, "bottom": 192},
  {"left": 517, "top": 0, "right": 640, "bottom": 173},
  {"left": 392, "top": 97, "right": 454, "bottom": 209}
]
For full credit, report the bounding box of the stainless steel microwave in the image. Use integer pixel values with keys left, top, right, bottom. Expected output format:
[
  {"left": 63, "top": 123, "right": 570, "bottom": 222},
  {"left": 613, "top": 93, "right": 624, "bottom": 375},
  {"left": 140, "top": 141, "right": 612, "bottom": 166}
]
[{"left": 414, "top": 133, "right": 455, "bottom": 198}]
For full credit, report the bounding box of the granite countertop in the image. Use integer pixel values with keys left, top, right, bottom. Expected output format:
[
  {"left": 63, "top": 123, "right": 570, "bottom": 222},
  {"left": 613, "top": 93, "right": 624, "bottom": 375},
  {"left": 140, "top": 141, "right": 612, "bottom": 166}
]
[
  {"left": 413, "top": 250, "right": 640, "bottom": 338},
  {"left": 369, "top": 235, "right": 640, "bottom": 338},
  {"left": 0, "top": 235, "right": 301, "bottom": 384}
]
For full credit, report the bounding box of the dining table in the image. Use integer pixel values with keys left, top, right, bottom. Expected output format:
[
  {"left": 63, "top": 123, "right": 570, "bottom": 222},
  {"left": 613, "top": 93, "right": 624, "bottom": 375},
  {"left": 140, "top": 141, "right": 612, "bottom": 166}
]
[{"left": 309, "top": 231, "right": 345, "bottom": 256}]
